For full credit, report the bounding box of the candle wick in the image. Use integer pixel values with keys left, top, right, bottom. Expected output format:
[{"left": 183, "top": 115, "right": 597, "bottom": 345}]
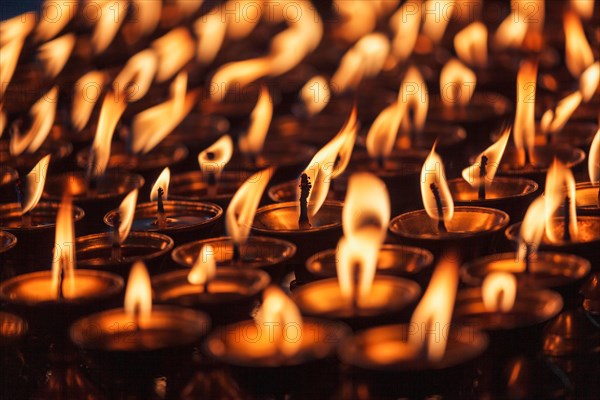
[
  {"left": 563, "top": 195, "right": 571, "bottom": 242},
  {"left": 204, "top": 280, "right": 210, "bottom": 294},
  {"left": 15, "top": 178, "right": 32, "bottom": 228},
  {"left": 233, "top": 243, "right": 241, "bottom": 263},
  {"left": 298, "top": 173, "right": 312, "bottom": 229},
  {"left": 111, "top": 213, "right": 122, "bottom": 261},
  {"left": 57, "top": 261, "right": 65, "bottom": 300},
  {"left": 478, "top": 155, "right": 488, "bottom": 200},
  {"left": 352, "top": 262, "right": 360, "bottom": 313},
  {"left": 430, "top": 183, "right": 447, "bottom": 233},
  {"left": 376, "top": 156, "right": 385, "bottom": 170},
  {"left": 205, "top": 151, "right": 218, "bottom": 198},
  {"left": 524, "top": 244, "right": 532, "bottom": 274},
  {"left": 86, "top": 147, "right": 98, "bottom": 193},
  {"left": 156, "top": 187, "right": 167, "bottom": 228},
  {"left": 597, "top": 187, "right": 600, "bottom": 208},
  {"left": 496, "top": 289, "right": 505, "bottom": 313}
]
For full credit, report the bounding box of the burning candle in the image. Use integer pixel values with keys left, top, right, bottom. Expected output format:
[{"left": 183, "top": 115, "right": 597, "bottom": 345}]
[
  {"left": 390, "top": 145, "right": 510, "bottom": 261},
  {"left": 153, "top": 244, "right": 271, "bottom": 325},
  {"left": 0, "top": 196, "right": 123, "bottom": 342},
  {"left": 574, "top": 128, "right": 600, "bottom": 216},
  {"left": 104, "top": 168, "right": 223, "bottom": 245}
]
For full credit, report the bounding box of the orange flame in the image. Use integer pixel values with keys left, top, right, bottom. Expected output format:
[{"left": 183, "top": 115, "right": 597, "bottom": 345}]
[
  {"left": 124, "top": 261, "right": 152, "bottom": 326},
  {"left": 440, "top": 58, "right": 476, "bottom": 107},
  {"left": 399, "top": 66, "right": 429, "bottom": 138},
  {"left": 462, "top": 126, "right": 511, "bottom": 188},
  {"left": 513, "top": 59, "right": 538, "bottom": 166},
  {"left": 188, "top": 245, "right": 216, "bottom": 287},
  {"left": 545, "top": 160, "right": 578, "bottom": 242},
  {"left": 302, "top": 108, "right": 358, "bottom": 217},
  {"left": 494, "top": 11, "right": 528, "bottom": 49},
  {"left": 125, "top": 0, "right": 161, "bottom": 43},
  {"left": 239, "top": 86, "right": 273, "bottom": 157},
  {"left": 342, "top": 173, "right": 390, "bottom": 242},
  {"left": 589, "top": 129, "right": 600, "bottom": 183},
  {"left": 408, "top": 250, "right": 460, "bottom": 362},
  {"left": 226, "top": 168, "right": 274, "bottom": 245},
  {"left": 194, "top": 8, "right": 227, "bottom": 65},
  {"left": 210, "top": 58, "right": 271, "bottom": 102},
  {"left": 72, "top": 71, "right": 107, "bottom": 131},
  {"left": 518, "top": 196, "right": 546, "bottom": 260},
  {"left": 482, "top": 272, "right": 517, "bottom": 312},
  {"left": 540, "top": 91, "right": 583, "bottom": 137},
  {"left": 117, "top": 189, "right": 138, "bottom": 244},
  {"left": 21, "top": 154, "right": 51, "bottom": 214},
  {"left": 0, "top": 13, "right": 35, "bottom": 98},
  {"left": 579, "top": 62, "right": 599, "bottom": 103},
  {"left": 422, "top": 0, "right": 455, "bottom": 45},
  {"left": 300, "top": 76, "right": 330, "bottom": 117},
  {"left": 564, "top": 10, "right": 594, "bottom": 77},
  {"left": 114, "top": 49, "right": 158, "bottom": 102},
  {"left": 225, "top": 0, "right": 262, "bottom": 40},
  {"left": 454, "top": 22, "right": 488, "bottom": 68},
  {"left": 333, "top": 0, "right": 378, "bottom": 42},
  {"left": 88, "top": 91, "right": 127, "bottom": 178},
  {"left": 10, "top": 86, "right": 58, "bottom": 156},
  {"left": 150, "top": 168, "right": 170, "bottom": 202},
  {"left": 421, "top": 145, "right": 454, "bottom": 223},
  {"left": 152, "top": 28, "right": 195, "bottom": 82},
  {"left": 131, "top": 72, "right": 198, "bottom": 154},
  {"left": 570, "top": 0, "right": 595, "bottom": 19},
  {"left": 34, "top": 0, "right": 77, "bottom": 42},
  {"left": 367, "top": 102, "right": 405, "bottom": 161},
  {"left": 0, "top": 105, "right": 5, "bottom": 137},
  {"left": 389, "top": 1, "right": 422, "bottom": 64},
  {"left": 336, "top": 234, "right": 380, "bottom": 307},
  {"left": 91, "top": 0, "right": 128, "bottom": 54},
  {"left": 255, "top": 285, "right": 303, "bottom": 357},
  {"left": 51, "top": 195, "right": 75, "bottom": 298},
  {"left": 198, "top": 135, "right": 234, "bottom": 182}
]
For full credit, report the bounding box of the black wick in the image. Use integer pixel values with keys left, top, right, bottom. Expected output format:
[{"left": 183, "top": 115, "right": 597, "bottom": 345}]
[
  {"left": 299, "top": 173, "right": 312, "bottom": 229},
  {"left": 430, "top": 183, "right": 447, "bottom": 233},
  {"left": 478, "top": 155, "right": 488, "bottom": 200},
  {"left": 563, "top": 195, "right": 571, "bottom": 242}
]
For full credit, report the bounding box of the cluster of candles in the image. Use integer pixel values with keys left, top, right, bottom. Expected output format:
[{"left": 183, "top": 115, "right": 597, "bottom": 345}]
[{"left": 1, "top": 0, "right": 599, "bottom": 398}]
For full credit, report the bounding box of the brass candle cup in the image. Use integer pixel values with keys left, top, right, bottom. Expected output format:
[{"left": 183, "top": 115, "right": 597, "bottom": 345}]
[
  {"left": 0, "top": 311, "right": 27, "bottom": 347},
  {"left": 497, "top": 145, "right": 586, "bottom": 188},
  {"left": 104, "top": 200, "right": 223, "bottom": 245},
  {"left": 0, "top": 140, "right": 72, "bottom": 175},
  {"left": 389, "top": 206, "right": 510, "bottom": 262},
  {"left": 292, "top": 276, "right": 422, "bottom": 330},
  {"left": 171, "top": 236, "right": 296, "bottom": 284},
  {"left": 575, "top": 182, "right": 600, "bottom": 216},
  {"left": 348, "top": 150, "right": 428, "bottom": 215},
  {"left": 448, "top": 177, "right": 539, "bottom": 222},
  {"left": 152, "top": 268, "right": 270, "bottom": 325},
  {"left": 0, "top": 202, "right": 85, "bottom": 272},
  {"left": 0, "top": 270, "right": 124, "bottom": 341},
  {"left": 453, "top": 287, "right": 563, "bottom": 354},
  {"left": 43, "top": 170, "right": 145, "bottom": 233},
  {"left": 75, "top": 232, "right": 174, "bottom": 279},
  {"left": 0, "top": 166, "right": 18, "bottom": 203},
  {"left": 250, "top": 201, "right": 343, "bottom": 283},
  {"left": 505, "top": 217, "right": 600, "bottom": 270},
  {"left": 304, "top": 244, "right": 434, "bottom": 286},
  {"left": 461, "top": 252, "right": 591, "bottom": 302}
]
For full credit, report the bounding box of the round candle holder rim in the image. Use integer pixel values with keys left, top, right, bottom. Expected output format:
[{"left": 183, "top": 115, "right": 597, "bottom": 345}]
[
  {"left": 505, "top": 216, "right": 600, "bottom": 244},
  {"left": 448, "top": 177, "right": 539, "bottom": 202},
  {"left": 499, "top": 145, "right": 586, "bottom": 173},
  {"left": 0, "top": 269, "right": 124, "bottom": 306},
  {"left": 0, "top": 201, "right": 86, "bottom": 231},
  {"left": 389, "top": 206, "right": 510, "bottom": 240},
  {"left": 0, "top": 230, "right": 18, "bottom": 254},
  {"left": 252, "top": 201, "right": 344, "bottom": 234},
  {"left": 169, "top": 170, "right": 248, "bottom": 201},
  {"left": 43, "top": 170, "right": 145, "bottom": 201}
]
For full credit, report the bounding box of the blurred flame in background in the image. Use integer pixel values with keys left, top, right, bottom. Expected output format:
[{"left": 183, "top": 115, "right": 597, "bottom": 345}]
[
  {"left": 71, "top": 71, "right": 107, "bottom": 131},
  {"left": 421, "top": 145, "right": 454, "bottom": 223},
  {"left": 91, "top": 0, "right": 128, "bottom": 54},
  {"left": 482, "top": 272, "right": 517, "bottom": 312},
  {"left": 513, "top": 60, "right": 538, "bottom": 167},
  {"left": 114, "top": 49, "right": 159, "bottom": 102},
  {"left": 454, "top": 21, "right": 488, "bottom": 68},
  {"left": 545, "top": 160, "right": 578, "bottom": 242},
  {"left": 239, "top": 86, "right": 273, "bottom": 157},
  {"left": 0, "top": 13, "right": 36, "bottom": 97},
  {"left": 563, "top": 10, "right": 594, "bottom": 77}
]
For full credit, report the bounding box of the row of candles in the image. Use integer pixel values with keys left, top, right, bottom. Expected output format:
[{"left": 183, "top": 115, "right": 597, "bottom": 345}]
[{"left": 1, "top": 0, "right": 599, "bottom": 398}]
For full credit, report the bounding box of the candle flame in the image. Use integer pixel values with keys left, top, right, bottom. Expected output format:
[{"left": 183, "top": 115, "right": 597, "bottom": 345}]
[
  {"left": 518, "top": 196, "right": 546, "bottom": 260},
  {"left": 91, "top": 0, "right": 128, "bottom": 54},
  {"left": 336, "top": 234, "right": 380, "bottom": 308},
  {"left": 333, "top": 0, "right": 377, "bottom": 42},
  {"left": 51, "top": 195, "right": 76, "bottom": 299},
  {"left": 117, "top": 189, "right": 138, "bottom": 244},
  {"left": 239, "top": 86, "right": 273, "bottom": 157},
  {"left": 10, "top": 86, "right": 58, "bottom": 156},
  {"left": 570, "top": 0, "right": 595, "bottom": 19},
  {"left": 421, "top": 145, "right": 454, "bottom": 224},
  {"left": 124, "top": 261, "right": 152, "bottom": 326},
  {"left": 71, "top": 71, "right": 107, "bottom": 131},
  {"left": 188, "top": 245, "right": 216, "bottom": 286},
  {"left": 440, "top": 58, "right": 476, "bottom": 107},
  {"left": 131, "top": 72, "right": 198, "bottom": 154},
  {"left": 513, "top": 59, "right": 538, "bottom": 167},
  {"left": 194, "top": 7, "right": 227, "bottom": 65},
  {"left": 150, "top": 168, "right": 170, "bottom": 202},
  {"left": 198, "top": 135, "right": 234, "bottom": 182},
  {"left": 300, "top": 76, "right": 330, "bottom": 117},
  {"left": 331, "top": 33, "right": 390, "bottom": 94},
  {"left": 38, "top": 33, "right": 75, "bottom": 79},
  {"left": 34, "top": 0, "right": 77, "bottom": 42},
  {"left": 223, "top": 0, "right": 261, "bottom": 39},
  {"left": 255, "top": 285, "right": 303, "bottom": 357},
  {"left": 152, "top": 27, "right": 195, "bottom": 82},
  {"left": 408, "top": 250, "right": 460, "bottom": 362},
  {"left": 114, "top": 49, "right": 159, "bottom": 102},
  {"left": 545, "top": 160, "right": 578, "bottom": 242},
  {"left": 88, "top": 91, "right": 127, "bottom": 178},
  {"left": 0, "top": 13, "right": 35, "bottom": 98},
  {"left": 20, "top": 154, "right": 51, "bottom": 214},
  {"left": 389, "top": 1, "right": 421, "bottom": 64},
  {"left": 454, "top": 22, "right": 488, "bottom": 68},
  {"left": 564, "top": 10, "right": 594, "bottom": 78},
  {"left": 422, "top": 0, "right": 455, "bottom": 45},
  {"left": 482, "top": 272, "right": 517, "bottom": 313},
  {"left": 399, "top": 66, "right": 429, "bottom": 139},
  {"left": 462, "top": 126, "right": 511, "bottom": 188},
  {"left": 210, "top": 58, "right": 271, "bottom": 102},
  {"left": 494, "top": 11, "right": 528, "bottom": 50},
  {"left": 366, "top": 102, "right": 405, "bottom": 161},
  {"left": 589, "top": 129, "right": 600, "bottom": 183},
  {"left": 125, "top": 0, "right": 161, "bottom": 43},
  {"left": 579, "top": 62, "right": 600, "bottom": 103},
  {"left": 540, "top": 91, "right": 583, "bottom": 137},
  {"left": 226, "top": 168, "right": 274, "bottom": 246},
  {"left": 302, "top": 107, "right": 358, "bottom": 217}
]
